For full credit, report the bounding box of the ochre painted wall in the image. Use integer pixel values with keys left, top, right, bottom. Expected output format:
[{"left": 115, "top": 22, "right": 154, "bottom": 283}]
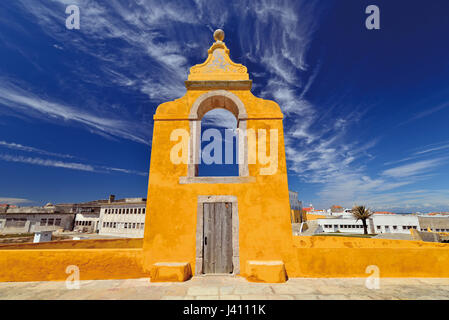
[
  {"left": 290, "top": 236, "right": 449, "bottom": 278},
  {"left": 0, "top": 238, "right": 143, "bottom": 250},
  {"left": 0, "top": 248, "right": 146, "bottom": 282},
  {"left": 306, "top": 214, "right": 326, "bottom": 221},
  {"left": 2, "top": 235, "right": 449, "bottom": 281}
]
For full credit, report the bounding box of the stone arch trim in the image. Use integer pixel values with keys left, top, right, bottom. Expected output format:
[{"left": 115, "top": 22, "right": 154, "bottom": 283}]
[
  {"left": 185, "top": 90, "right": 249, "bottom": 179},
  {"left": 188, "top": 90, "right": 248, "bottom": 120}
]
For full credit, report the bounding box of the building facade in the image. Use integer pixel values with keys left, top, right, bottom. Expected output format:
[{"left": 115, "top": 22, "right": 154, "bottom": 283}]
[
  {"left": 0, "top": 204, "right": 74, "bottom": 234},
  {"left": 418, "top": 215, "right": 449, "bottom": 232},
  {"left": 98, "top": 198, "right": 146, "bottom": 238},
  {"left": 317, "top": 214, "right": 421, "bottom": 234}
]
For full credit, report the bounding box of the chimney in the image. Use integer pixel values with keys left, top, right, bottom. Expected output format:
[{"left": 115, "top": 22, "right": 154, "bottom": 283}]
[{"left": 109, "top": 195, "right": 115, "bottom": 203}]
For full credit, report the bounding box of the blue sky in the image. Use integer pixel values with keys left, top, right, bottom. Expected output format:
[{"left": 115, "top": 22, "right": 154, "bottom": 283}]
[{"left": 0, "top": 0, "right": 448, "bottom": 212}]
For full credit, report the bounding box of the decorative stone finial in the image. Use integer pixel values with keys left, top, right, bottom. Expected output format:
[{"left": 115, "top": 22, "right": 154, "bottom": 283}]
[{"left": 213, "top": 29, "right": 225, "bottom": 42}]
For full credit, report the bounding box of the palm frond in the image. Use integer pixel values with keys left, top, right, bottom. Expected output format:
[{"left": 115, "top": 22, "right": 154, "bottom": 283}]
[{"left": 351, "top": 205, "right": 373, "bottom": 221}]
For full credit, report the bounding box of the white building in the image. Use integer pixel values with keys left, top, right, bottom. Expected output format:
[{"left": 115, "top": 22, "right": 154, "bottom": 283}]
[
  {"left": 317, "top": 213, "right": 421, "bottom": 234},
  {"left": 98, "top": 198, "right": 146, "bottom": 238},
  {"left": 73, "top": 212, "right": 100, "bottom": 233},
  {"left": 318, "top": 217, "right": 371, "bottom": 234},
  {"left": 372, "top": 214, "right": 420, "bottom": 234},
  {"left": 0, "top": 204, "right": 74, "bottom": 234}
]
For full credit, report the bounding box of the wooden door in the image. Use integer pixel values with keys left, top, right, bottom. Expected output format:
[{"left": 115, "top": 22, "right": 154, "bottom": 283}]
[{"left": 203, "top": 202, "right": 233, "bottom": 274}]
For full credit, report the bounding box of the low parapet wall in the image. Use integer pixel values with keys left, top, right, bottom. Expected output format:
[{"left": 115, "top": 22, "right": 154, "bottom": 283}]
[
  {"left": 0, "top": 248, "right": 147, "bottom": 282},
  {"left": 290, "top": 236, "right": 449, "bottom": 278},
  {"left": 0, "top": 238, "right": 143, "bottom": 250},
  {"left": 306, "top": 214, "right": 326, "bottom": 221},
  {"left": 1, "top": 235, "right": 449, "bottom": 282}
]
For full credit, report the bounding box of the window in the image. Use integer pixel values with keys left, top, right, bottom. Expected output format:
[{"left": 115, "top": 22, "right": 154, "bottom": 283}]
[
  {"left": 55, "top": 219, "right": 61, "bottom": 226},
  {"left": 377, "top": 226, "right": 381, "bottom": 229},
  {"left": 41, "top": 219, "right": 47, "bottom": 226},
  {"left": 393, "top": 226, "right": 397, "bottom": 230},
  {"left": 403, "top": 226, "right": 407, "bottom": 230},
  {"left": 124, "top": 223, "right": 128, "bottom": 229},
  {"left": 138, "top": 208, "right": 141, "bottom": 214},
  {"left": 48, "top": 219, "right": 54, "bottom": 226},
  {"left": 133, "top": 223, "right": 136, "bottom": 229},
  {"left": 113, "top": 222, "right": 117, "bottom": 228},
  {"left": 126, "top": 209, "right": 129, "bottom": 214},
  {"left": 143, "top": 208, "right": 146, "bottom": 214}
]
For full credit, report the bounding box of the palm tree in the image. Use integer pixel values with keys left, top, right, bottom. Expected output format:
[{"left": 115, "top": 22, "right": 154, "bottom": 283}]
[{"left": 351, "top": 205, "right": 373, "bottom": 235}]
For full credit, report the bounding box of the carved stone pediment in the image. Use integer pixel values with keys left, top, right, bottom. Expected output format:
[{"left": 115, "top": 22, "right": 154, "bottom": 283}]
[{"left": 188, "top": 32, "right": 249, "bottom": 81}]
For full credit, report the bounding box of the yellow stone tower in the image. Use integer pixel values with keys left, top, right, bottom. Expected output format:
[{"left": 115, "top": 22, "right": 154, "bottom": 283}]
[{"left": 143, "top": 30, "right": 297, "bottom": 282}]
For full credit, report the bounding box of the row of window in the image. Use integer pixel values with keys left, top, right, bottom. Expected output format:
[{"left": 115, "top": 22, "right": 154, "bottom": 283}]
[
  {"left": 323, "top": 224, "right": 364, "bottom": 229},
  {"left": 104, "top": 207, "right": 146, "bottom": 215},
  {"left": 429, "top": 228, "right": 449, "bottom": 232},
  {"left": 75, "top": 220, "right": 93, "bottom": 226},
  {"left": 5, "top": 218, "right": 27, "bottom": 227},
  {"left": 376, "top": 225, "right": 417, "bottom": 230},
  {"left": 40, "top": 218, "right": 61, "bottom": 226},
  {"left": 102, "top": 222, "right": 145, "bottom": 230},
  {"left": 323, "top": 224, "right": 419, "bottom": 231}
]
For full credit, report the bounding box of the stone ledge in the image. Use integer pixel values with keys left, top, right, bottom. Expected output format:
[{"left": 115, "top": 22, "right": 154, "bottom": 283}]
[
  {"left": 245, "top": 260, "right": 287, "bottom": 283},
  {"left": 150, "top": 262, "right": 192, "bottom": 282}
]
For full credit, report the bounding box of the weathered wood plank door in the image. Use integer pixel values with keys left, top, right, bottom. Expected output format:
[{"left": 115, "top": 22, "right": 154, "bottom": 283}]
[{"left": 203, "top": 202, "right": 233, "bottom": 274}]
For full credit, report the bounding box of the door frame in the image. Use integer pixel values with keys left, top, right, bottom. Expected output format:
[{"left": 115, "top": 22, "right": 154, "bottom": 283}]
[{"left": 195, "top": 195, "right": 239, "bottom": 275}]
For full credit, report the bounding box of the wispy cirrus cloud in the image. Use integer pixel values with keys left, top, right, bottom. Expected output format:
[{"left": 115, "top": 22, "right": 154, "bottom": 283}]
[
  {"left": 400, "top": 101, "right": 449, "bottom": 126},
  {"left": 0, "top": 197, "right": 31, "bottom": 205},
  {"left": 0, "top": 154, "right": 95, "bottom": 172},
  {"left": 0, "top": 140, "right": 74, "bottom": 159},
  {"left": 414, "top": 140, "right": 449, "bottom": 155},
  {"left": 382, "top": 158, "right": 446, "bottom": 178},
  {"left": 0, "top": 80, "right": 150, "bottom": 145},
  {"left": 0, "top": 153, "right": 147, "bottom": 176}
]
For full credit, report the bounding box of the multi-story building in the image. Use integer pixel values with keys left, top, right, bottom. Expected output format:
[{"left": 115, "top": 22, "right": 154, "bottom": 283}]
[
  {"left": 0, "top": 203, "right": 74, "bottom": 234},
  {"left": 98, "top": 197, "right": 147, "bottom": 238},
  {"left": 71, "top": 195, "right": 114, "bottom": 233}
]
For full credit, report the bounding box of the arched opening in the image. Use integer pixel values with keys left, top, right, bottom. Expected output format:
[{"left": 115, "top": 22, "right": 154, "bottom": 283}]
[
  {"left": 198, "top": 108, "right": 239, "bottom": 176},
  {"left": 186, "top": 90, "right": 249, "bottom": 180}
]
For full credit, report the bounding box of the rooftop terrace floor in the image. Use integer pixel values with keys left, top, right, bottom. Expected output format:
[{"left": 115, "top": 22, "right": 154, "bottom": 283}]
[{"left": 1, "top": 276, "right": 449, "bottom": 300}]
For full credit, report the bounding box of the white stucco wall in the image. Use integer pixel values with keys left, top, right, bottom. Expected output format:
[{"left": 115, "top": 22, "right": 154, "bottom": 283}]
[{"left": 317, "top": 214, "right": 421, "bottom": 234}]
